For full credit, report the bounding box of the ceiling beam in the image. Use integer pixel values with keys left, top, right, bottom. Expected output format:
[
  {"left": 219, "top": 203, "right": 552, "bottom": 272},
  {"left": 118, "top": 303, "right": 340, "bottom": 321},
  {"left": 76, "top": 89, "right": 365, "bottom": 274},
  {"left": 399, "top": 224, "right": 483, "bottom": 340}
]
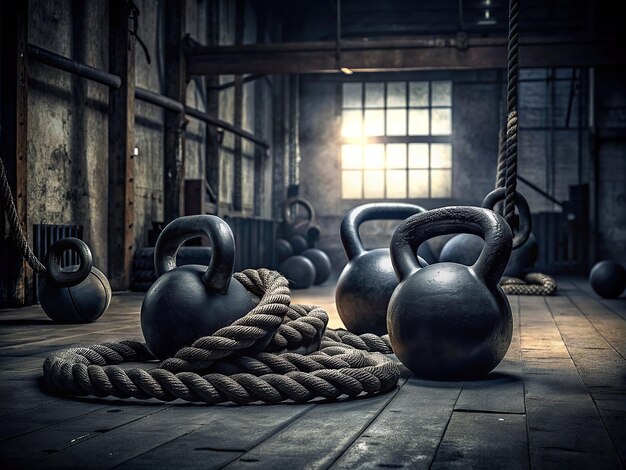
[{"left": 186, "top": 35, "right": 625, "bottom": 75}]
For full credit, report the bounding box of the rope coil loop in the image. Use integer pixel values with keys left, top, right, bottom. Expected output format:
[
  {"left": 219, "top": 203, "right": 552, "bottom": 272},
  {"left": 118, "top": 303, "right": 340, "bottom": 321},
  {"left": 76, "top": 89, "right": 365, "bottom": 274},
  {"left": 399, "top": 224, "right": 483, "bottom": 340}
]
[{"left": 43, "top": 269, "right": 399, "bottom": 404}]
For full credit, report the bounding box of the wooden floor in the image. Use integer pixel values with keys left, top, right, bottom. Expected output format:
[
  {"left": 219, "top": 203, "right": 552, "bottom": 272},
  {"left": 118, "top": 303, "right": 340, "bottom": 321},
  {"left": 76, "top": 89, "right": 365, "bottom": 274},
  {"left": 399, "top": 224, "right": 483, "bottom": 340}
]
[{"left": 0, "top": 277, "right": 624, "bottom": 469}]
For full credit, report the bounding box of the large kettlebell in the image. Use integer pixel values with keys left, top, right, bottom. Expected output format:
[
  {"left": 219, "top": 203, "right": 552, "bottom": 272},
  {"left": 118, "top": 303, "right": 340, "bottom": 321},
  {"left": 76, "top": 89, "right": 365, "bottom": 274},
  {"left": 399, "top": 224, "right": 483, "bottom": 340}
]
[
  {"left": 336, "top": 203, "right": 428, "bottom": 336},
  {"left": 388, "top": 206, "right": 513, "bottom": 380},
  {"left": 39, "top": 238, "right": 111, "bottom": 323},
  {"left": 141, "top": 215, "right": 256, "bottom": 360}
]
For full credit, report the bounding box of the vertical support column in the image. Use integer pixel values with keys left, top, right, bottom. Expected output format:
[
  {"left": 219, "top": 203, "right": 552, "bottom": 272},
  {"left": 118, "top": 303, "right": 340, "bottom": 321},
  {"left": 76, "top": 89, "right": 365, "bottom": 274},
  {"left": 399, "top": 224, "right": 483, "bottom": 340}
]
[
  {"left": 205, "top": 0, "right": 220, "bottom": 203},
  {"left": 0, "top": 0, "right": 30, "bottom": 306},
  {"left": 163, "top": 0, "right": 187, "bottom": 223},
  {"left": 272, "top": 75, "right": 286, "bottom": 220},
  {"left": 108, "top": 0, "right": 135, "bottom": 290},
  {"left": 253, "top": 6, "right": 268, "bottom": 217},
  {"left": 232, "top": 0, "right": 245, "bottom": 213}
]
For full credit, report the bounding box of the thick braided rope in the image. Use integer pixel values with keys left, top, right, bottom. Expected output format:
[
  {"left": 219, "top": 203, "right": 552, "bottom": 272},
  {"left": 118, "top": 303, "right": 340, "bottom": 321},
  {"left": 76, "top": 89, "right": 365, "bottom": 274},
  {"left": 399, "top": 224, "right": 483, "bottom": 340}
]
[
  {"left": 500, "top": 272, "right": 557, "bottom": 295},
  {"left": 503, "top": 0, "right": 520, "bottom": 224},
  {"left": 43, "top": 269, "right": 398, "bottom": 404},
  {"left": 0, "top": 156, "right": 46, "bottom": 274}
]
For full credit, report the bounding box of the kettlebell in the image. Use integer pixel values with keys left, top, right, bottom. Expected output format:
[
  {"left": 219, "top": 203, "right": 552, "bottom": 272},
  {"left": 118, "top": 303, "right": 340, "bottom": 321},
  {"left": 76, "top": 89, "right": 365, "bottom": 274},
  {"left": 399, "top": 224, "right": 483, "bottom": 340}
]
[
  {"left": 279, "top": 197, "right": 316, "bottom": 239},
  {"left": 335, "top": 203, "right": 428, "bottom": 336},
  {"left": 279, "top": 255, "right": 316, "bottom": 289},
  {"left": 301, "top": 248, "right": 332, "bottom": 285},
  {"left": 440, "top": 189, "right": 536, "bottom": 278},
  {"left": 289, "top": 234, "right": 310, "bottom": 255},
  {"left": 141, "top": 215, "right": 256, "bottom": 360},
  {"left": 275, "top": 238, "right": 294, "bottom": 263},
  {"left": 39, "top": 238, "right": 111, "bottom": 323},
  {"left": 388, "top": 206, "right": 513, "bottom": 380},
  {"left": 589, "top": 261, "right": 626, "bottom": 298}
]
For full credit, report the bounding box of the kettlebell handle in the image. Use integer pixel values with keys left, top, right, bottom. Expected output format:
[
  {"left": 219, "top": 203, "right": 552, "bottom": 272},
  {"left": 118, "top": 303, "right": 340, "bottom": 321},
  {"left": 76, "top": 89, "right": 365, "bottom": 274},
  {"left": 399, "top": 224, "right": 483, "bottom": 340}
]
[
  {"left": 282, "top": 197, "right": 315, "bottom": 227},
  {"left": 154, "top": 215, "right": 235, "bottom": 294},
  {"left": 482, "top": 188, "right": 531, "bottom": 249},
  {"left": 45, "top": 237, "right": 93, "bottom": 287},
  {"left": 391, "top": 206, "right": 512, "bottom": 286},
  {"left": 341, "top": 203, "right": 427, "bottom": 260}
]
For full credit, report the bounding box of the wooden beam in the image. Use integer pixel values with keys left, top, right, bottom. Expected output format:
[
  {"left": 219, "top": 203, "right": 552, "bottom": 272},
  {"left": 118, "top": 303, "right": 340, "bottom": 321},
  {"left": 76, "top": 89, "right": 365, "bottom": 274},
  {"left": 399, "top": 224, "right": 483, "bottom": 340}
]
[
  {"left": 186, "top": 35, "right": 626, "bottom": 75},
  {"left": 108, "top": 0, "right": 135, "bottom": 290},
  {"left": 232, "top": 0, "right": 244, "bottom": 213},
  {"left": 163, "top": 0, "right": 187, "bottom": 223},
  {"left": 0, "top": 0, "right": 30, "bottom": 306}
]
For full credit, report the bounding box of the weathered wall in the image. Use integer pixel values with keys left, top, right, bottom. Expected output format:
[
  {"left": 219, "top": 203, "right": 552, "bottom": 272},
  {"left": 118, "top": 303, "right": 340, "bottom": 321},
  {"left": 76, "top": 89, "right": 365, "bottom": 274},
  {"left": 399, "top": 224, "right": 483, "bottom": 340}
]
[{"left": 27, "top": 0, "right": 110, "bottom": 270}]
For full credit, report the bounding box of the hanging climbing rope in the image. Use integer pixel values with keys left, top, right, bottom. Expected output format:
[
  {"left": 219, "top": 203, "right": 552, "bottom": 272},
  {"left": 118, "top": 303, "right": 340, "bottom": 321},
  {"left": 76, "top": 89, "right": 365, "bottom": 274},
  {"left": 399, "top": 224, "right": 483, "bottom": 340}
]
[
  {"left": 0, "top": 156, "right": 47, "bottom": 274},
  {"left": 43, "top": 269, "right": 399, "bottom": 404}
]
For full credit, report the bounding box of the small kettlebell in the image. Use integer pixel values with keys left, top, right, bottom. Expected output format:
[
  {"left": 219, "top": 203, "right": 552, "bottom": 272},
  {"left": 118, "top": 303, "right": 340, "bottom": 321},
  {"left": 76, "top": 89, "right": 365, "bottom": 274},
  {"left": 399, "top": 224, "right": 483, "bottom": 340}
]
[
  {"left": 589, "top": 261, "right": 626, "bottom": 298},
  {"left": 141, "top": 215, "right": 256, "bottom": 360},
  {"left": 279, "top": 197, "right": 316, "bottom": 239},
  {"left": 336, "top": 203, "right": 428, "bottom": 336},
  {"left": 388, "top": 206, "right": 513, "bottom": 380},
  {"left": 279, "top": 255, "right": 316, "bottom": 289},
  {"left": 301, "top": 248, "right": 332, "bottom": 285},
  {"left": 275, "top": 238, "right": 294, "bottom": 263},
  {"left": 39, "top": 238, "right": 111, "bottom": 323}
]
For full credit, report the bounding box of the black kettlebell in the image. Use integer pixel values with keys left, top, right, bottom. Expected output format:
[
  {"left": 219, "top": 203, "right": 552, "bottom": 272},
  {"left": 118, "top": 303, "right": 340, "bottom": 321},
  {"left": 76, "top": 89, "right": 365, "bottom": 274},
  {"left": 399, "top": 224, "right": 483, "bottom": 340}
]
[
  {"left": 307, "top": 224, "right": 322, "bottom": 247},
  {"left": 301, "top": 248, "right": 332, "bottom": 285},
  {"left": 280, "top": 197, "right": 316, "bottom": 239},
  {"left": 589, "top": 261, "right": 626, "bottom": 298},
  {"left": 141, "top": 215, "right": 256, "bottom": 360},
  {"left": 289, "top": 234, "right": 310, "bottom": 255},
  {"left": 279, "top": 255, "right": 316, "bottom": 289},
  {"left": 440, "top": 189, "right": 536, "bottom": 278},
  {"left": 388, "top": 206, "right": 513, "bottom": 380},
  {"left": 275, "top": 238, "right": 294, "bottom": 263},
  {"left": 336, "top": 203, "right": 428, "bottom": 336},
  {"left": 39, "top": 238, "right": 111, "bottom": 323}
]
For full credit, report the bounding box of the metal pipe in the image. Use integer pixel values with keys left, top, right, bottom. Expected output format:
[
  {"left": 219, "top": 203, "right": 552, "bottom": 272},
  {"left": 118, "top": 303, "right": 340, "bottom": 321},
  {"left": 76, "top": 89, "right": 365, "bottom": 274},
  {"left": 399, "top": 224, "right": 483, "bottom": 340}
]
[
  {"left": 186, "top": 107, "right": 270, "bottom": 149},
  {"left": 27, "top": 44, "right": 122, "bottom": 89},
  {"left": 210, "top": 74, "right": 265, "bottom": 91},
  {"left": 135, "top": 87, "right": 185, "bottom": 113},
  {"left": 134, "top": 87, "right": 269, "bottom": 149}
]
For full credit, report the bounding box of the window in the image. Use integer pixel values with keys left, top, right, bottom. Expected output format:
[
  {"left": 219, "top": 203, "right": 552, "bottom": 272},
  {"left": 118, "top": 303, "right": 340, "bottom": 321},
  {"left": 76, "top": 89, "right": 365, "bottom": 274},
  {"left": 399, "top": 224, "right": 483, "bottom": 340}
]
[{"left": 341, "top": 81, "right": 452, "bottom": 199}]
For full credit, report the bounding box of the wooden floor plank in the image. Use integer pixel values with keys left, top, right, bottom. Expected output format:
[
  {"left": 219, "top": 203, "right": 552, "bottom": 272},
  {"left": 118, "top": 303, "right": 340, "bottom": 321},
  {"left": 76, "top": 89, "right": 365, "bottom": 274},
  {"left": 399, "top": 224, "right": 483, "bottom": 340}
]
[
  {"left": 331, "top": 376, "right": 460, "bottom": 469},
  {"left": 431, "top": 412, "right": 529, "bottom": 469},
  {"left": 224, "top": 384, "right": 407, "bottom": 469},
  {"left": 519, "top": 295, "right": 622, "bottom": 469},
  {"left": 545, "top": 294, "right": 626, "bottom": 466},
  {"left": 120, "top": 404, "right": 313, "bottom": 469}
]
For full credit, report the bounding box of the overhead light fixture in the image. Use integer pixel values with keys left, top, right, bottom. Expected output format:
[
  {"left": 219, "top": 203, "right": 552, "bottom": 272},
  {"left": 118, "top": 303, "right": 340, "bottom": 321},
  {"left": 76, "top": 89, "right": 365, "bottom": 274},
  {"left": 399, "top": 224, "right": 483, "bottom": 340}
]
[{"left": 340, "top": 67, "right": 354, "bottom": 75}]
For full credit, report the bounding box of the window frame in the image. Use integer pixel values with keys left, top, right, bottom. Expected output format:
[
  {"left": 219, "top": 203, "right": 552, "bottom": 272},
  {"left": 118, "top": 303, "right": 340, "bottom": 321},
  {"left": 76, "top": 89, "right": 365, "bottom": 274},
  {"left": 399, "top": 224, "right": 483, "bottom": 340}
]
[{"left": 339, "top": 80, "right": 453, "bottom": 200}]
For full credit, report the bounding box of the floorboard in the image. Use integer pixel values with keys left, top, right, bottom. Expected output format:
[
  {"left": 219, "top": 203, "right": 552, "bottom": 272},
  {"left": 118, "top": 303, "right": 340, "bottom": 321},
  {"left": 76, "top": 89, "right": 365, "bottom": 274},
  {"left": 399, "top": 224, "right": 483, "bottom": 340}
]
[{"left": 0, "top": 276, "right": 624, "bottom": 468}]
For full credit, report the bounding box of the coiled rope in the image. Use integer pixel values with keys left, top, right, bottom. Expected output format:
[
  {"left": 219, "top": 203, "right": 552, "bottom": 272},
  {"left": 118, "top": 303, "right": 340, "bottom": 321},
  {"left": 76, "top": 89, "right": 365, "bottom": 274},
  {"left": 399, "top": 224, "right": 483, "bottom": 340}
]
[
  {"left": 500, "top": 273, "right": 557, "bottom": 296},
  {"left": 0, "top": 156, "right": 46, "bottom": 274},
  {"left": 43, "top": 269, "right": 400, "bottom": 404}
]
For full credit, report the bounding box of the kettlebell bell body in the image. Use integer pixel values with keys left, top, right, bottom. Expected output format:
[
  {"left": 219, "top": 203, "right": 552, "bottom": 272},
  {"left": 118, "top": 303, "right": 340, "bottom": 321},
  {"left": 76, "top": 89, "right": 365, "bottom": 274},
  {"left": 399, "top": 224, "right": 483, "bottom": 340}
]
[
  {"left": 301, "top": 248, "right": 332, "bottom": 285},
  {"left": 279, "top": 255, "right": 316, "bottom": 289},
  {"left": 289, "top": 234, "right": 310, "bottom": 255},
  {"left": 336, "top": 203, "right": 427, "bottom": 336},
  {"left": 388, "top": 206, "right": 513, "bottom": 380},
  {"left": 589, "top": 261, "right": 626, "bottom": 298},
  {"left": 141, "top": 215, "right": 256, "bottom": 360},
  {"left": 275, "top": 238, "right": 294, "bottom": 263},
  {"left": 39, "top": 238, "right": 111, "bottom": 323}
]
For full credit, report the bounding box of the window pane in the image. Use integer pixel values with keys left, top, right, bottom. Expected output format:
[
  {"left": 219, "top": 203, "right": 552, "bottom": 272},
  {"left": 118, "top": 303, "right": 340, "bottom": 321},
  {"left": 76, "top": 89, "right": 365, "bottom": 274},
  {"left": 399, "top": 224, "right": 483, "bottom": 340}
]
[
  {"left": 343, "top": 83, "right": 362, "bottom": 108},
  {"left": 342, "top": 109, "right": 362, "bottom": 137},
  {"left": 386, "top": 109, "right": 407, "bottom": 136},
  {"left": 342, "top": 170, "right": 362, "bottom": 198},
  {"left": 342, "top": 144, "right": 362, "bottom": 169},
  {"left": 364, "top": 109, "right": 385, "bottom": 136},
  {"left": 409, "top": 143, "right": 429, "bottom": 168},
  {"left": 431, "top": 144, "right": 452, "bottom": 168},
  {"left": 387, "top": 82, "right": 406, "bottom": 107},
  {"left": 431, "top": 81, "right": 452, "bottom": 106},
  {"left": 386, "top": 170, "right": 407, "bottom": 198},
  {"left": 431, "top": 108, "right": 451, "bottom": 135},
  {"left": 365, "top": 83, "right": 384, "bottom": 108},
  {"left": 409, "top": 81, "right": 429, "bottom": 106},
  {"left": 363, "top": 170, "right": 385, "bottom": 198},
  {"left": 364, "top": 144, "right": 385, "bottom": 169},
  {"left": 386, "top": 144, "right": 406, "bottom": 169},
  {"left": 431, "top": 169, "right": 451, "bottom": 197},
  {"left": 409, "top": 170, "right": 429, "bottom": 198},
  {"left": 409, "top": 109, "right": 429, "bottom": 135}
]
